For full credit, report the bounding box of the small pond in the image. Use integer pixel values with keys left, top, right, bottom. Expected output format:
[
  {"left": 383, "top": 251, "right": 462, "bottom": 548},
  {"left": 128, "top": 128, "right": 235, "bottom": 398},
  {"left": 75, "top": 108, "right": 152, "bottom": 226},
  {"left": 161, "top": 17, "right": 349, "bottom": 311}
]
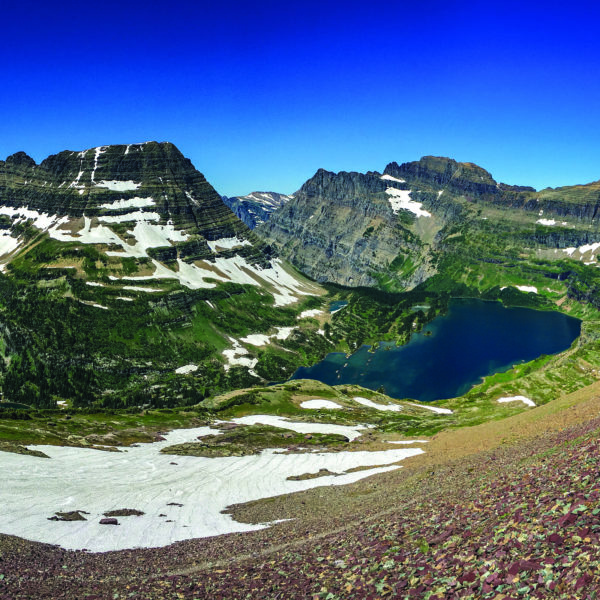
[
  {"left": 291, "top": 299, "right": 581, "bottom": 401},
  {"left": 329, "top": 300, "right": 348, "bottom": 313}
]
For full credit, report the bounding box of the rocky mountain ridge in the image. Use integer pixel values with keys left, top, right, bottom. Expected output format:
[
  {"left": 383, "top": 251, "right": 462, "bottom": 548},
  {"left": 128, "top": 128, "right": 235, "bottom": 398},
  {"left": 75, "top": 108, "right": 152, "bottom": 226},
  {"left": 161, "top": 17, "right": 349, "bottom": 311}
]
[
  {"left": 0, "top": 142, "right": 315, "bottom": 305},
  {"left": 259, "top": 155, "right": 600, "bottom": 290}
]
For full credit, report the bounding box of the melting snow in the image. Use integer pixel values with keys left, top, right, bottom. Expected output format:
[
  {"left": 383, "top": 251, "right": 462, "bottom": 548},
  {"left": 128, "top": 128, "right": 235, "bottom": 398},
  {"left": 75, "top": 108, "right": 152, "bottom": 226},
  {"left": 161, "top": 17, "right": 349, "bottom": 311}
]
[
  {"left": 405, "top": 402, "right": 453, "bottom": 415},
  {"left": 500, "top": 285, "right": 538, "bottom": 294},
  {"left": 207, "top": 237, "right": 252, "bottom": 252},
  {"left": 240, "top": 326, "right": 294, "bottom": 347},
  {"left": 90, "top": 147, "right": 105, "bottom": 184},
  {"left": 95, "top": 180, "right": 142, "bottom": 192},
  {"left": 239, "top": 333, "right": 271, "bottom": 346},
  {"left": 0, "top": 205, "right": 70, "bottom": 233},
  {"left": 300, "top": 400, "right": 342, "bottom": 409},
  {"left": 122, "top": 285, "right": 162, "bottom": 293},
  {"left": 385, "top": 188, "right": 431, "bottom": 218},
  {"left": 222, "top": 338, "right": 258, "bottom": 373},
  {"left": 175, "top": 364, "right": 198, "bottom": 375},
  {"left": 0, "top": 232, "right": 22, "bottom": 257},
  {"left": 98, "top": 211, "right": 160, "bottom": 224},
  {"left": 537, "top": 218, "right": 556, "bottom": 226},
  {"left": 230, "top": 415, "right": 368, "bottom": 441},
  {"left": 298, "top": 309, "right": 323, "bottom": 319},
  {"left": 497, "top": 395, "right": 536, "bottom": 407},
  {"left": 380, "top": 174, "right": 406, "bottom": 183},
  {"left": 100, "top": 197, "right": 155, "bottom": 210},
  {"left": 563, "top": 242, "right": 600, "bottom": 262},
  {"left": 49, "top": 216, "right": 124, "bottom": 247},
  {"left": 353, "top": 397, "right": 402, "bottom": 412},
  {"left": 579, "top": 242, "right": 600, "bottom": 255},
  {"left": 0, "top": 426, "right": 423, "bottom": 551}
]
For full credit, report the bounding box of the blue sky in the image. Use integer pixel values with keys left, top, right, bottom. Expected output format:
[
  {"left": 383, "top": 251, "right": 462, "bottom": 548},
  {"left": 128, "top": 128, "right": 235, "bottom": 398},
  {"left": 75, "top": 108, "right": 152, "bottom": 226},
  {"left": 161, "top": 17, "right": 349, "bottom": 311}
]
[{"left": 1, "top": 1, "right": 600, "bottom": 196}]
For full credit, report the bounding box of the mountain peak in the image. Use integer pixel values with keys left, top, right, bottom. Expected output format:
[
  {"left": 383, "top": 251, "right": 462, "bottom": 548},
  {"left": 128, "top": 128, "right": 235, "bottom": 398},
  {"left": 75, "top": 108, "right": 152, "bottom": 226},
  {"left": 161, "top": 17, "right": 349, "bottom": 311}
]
[
  {"left": 4, "top": 151, "right": 37, "bottom": 168},
  {"left": 384, "top": 156, "right": 497, "bottom": 196}
]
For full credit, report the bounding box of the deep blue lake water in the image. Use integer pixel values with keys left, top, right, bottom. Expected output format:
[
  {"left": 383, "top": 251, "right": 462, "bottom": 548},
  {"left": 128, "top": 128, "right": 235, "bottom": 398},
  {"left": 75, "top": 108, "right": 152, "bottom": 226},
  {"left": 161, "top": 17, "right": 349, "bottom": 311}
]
[{"left": 291, "top": 299, "right": 581, "bottom": 401}]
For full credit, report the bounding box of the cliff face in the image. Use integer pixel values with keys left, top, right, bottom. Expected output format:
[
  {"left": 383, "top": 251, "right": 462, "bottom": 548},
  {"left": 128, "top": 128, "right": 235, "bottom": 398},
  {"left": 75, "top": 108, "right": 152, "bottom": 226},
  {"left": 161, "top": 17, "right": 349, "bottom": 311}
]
[
  {"left": 0, "top": 142, "right": 242, "bottom": 233},
  {"left": 0, "top": 142, "right": 283, "bottom": 270},
  {"left": 258, "top": 168, "right": 456, "bottom": 289},
  {"left": 258, "top": 156, "right": 600, "bottom": 290}
]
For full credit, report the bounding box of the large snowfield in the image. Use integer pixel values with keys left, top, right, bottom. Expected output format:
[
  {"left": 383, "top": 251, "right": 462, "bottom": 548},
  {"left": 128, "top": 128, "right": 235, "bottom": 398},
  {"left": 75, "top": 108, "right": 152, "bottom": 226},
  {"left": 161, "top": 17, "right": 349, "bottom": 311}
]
[{"left": 1, "top": 425, "right": 425, "bottom": 552}]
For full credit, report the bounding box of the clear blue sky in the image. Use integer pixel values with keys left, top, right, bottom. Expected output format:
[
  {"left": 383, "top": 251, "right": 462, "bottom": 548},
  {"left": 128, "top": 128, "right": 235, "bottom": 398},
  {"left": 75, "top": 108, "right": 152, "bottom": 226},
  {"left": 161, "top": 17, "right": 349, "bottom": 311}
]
[{"left": 1, "top": 0, "right": 600, "bottom": 196}]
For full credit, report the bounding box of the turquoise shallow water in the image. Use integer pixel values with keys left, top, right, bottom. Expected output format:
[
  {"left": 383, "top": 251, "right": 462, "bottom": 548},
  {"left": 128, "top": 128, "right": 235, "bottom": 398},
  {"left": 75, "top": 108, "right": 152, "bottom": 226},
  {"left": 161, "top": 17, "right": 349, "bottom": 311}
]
[
  {"left": 329, "top": 300, "right": 348, "bottom": 313},
  {"left": 291, "top": 299, "right": 581, "bottom": 401}
]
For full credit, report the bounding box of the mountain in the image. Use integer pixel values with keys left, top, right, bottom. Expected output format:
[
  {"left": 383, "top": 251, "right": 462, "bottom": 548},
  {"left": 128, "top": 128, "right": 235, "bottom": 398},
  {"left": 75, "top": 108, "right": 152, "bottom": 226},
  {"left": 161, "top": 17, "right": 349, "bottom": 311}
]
[
  {"left": 0, "top": 141, "right": 317, "bottom": 302},
  {"left": 0, "top": 143, "right": 324, "bottom": 408},
  {"left": 222, "top": 191, "right": 293, "bottom": 228},
  {"left": 258, "top": 156, "right": 600, "bottom": 292}
]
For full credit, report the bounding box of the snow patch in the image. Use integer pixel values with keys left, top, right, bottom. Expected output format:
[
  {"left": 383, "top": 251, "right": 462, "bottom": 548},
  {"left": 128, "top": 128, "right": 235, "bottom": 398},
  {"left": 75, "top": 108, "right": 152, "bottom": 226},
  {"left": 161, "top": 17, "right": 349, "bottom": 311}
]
[
  {"left": 385, "top": 188, "right": 431, "bottom": 218},
  {"left": 353, "top": 397, "right": 402, "bottom": 412},
  {"left": 0, "top": 427, "right": 422, "bottom": 551},
  {"left": 298, "top": 309, "right": 323, "bottom": 319},
  {"left": 240, "top": 326, "right": 294, "bottom": 347},
  {"left": 497, "top": 395, "right": 536, "bottom": 407},
  {"left": 300, "top": 400, "right": 342, "bottom": 410},
  {"left": 49, "top": 216, "right": 124, "bottom": 247},
  {"left": 563, "top": 242, "right": 600, "bottom": 262},
  {"left": 380, "top": 174, "right": 405, "bottom": 183},
  {"left": 207, "top": 237, "right": 252, "bottom": 252},
  {"left": 500, "top": 285, "right": 538, "bottom": 294},
  {"left": 122, "top": 285, "right": 163, "bottom": 293},
  {"left": 230, "top": 415, "right": 367, "bottom": 441},
  {"left": 0, "top": 231, "right": 22, "bottom": 257},
  {"left": 0, "top": 205, "right": 70, "bottom": 233},
  {"left": 222, "top": 338, "right": 258, "bottom": 373},
  {"left": 536, "top": 218, "right": 556, "bottom": 226},
  {"left": 90, "top": 147, "right": 105, "bottom": 184},
  {"left": 405, "top": 402, "right": 453, "bottom": 415},
  {"left": 95, "top": 180, "right": 142, "bottom": 192},
  {"left": 175, "top": 364, "right": 198, "bottom": 375},
  {"left": 100, "top": 197, "right": 155, "bottom": 210},
  {"left": 239, "top": 333, "right": 271, "bottom": 346}
]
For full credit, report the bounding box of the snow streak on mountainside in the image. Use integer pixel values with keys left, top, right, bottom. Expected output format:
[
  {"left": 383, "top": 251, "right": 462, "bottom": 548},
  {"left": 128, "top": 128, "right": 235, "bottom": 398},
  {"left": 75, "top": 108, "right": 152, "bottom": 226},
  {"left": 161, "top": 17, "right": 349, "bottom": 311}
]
[{"left": 0, "top": 143, "right": 316, "bottom": 306}]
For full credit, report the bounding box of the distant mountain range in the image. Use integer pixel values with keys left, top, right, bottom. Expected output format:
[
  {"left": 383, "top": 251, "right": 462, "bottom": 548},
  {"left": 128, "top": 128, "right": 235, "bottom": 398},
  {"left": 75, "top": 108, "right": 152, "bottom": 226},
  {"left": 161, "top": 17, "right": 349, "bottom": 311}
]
[{"left": 222, "top": 191, "right": 294, "bottom": 228}]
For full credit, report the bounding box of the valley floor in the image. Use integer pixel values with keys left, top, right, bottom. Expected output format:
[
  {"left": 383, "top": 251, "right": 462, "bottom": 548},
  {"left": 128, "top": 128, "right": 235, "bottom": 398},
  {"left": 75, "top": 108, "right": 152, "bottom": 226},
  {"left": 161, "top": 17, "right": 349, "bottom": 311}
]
[{"left": 3, "top": 382, "right": 600, "bottom": 599}]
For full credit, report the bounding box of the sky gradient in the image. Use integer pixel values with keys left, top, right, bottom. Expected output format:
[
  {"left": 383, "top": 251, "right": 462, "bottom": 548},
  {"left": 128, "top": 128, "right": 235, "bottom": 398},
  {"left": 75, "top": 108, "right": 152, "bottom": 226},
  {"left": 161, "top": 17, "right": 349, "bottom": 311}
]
[{"left": 2, "top": 1, "right": 600, "bottom": 196}]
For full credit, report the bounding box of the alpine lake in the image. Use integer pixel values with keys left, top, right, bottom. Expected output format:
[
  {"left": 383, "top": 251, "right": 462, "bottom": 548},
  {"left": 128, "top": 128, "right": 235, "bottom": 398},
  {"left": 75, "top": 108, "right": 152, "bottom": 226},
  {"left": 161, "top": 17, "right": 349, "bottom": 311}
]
[{"left": 291, "top": 299, "right": 581, "bottom": 402}]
